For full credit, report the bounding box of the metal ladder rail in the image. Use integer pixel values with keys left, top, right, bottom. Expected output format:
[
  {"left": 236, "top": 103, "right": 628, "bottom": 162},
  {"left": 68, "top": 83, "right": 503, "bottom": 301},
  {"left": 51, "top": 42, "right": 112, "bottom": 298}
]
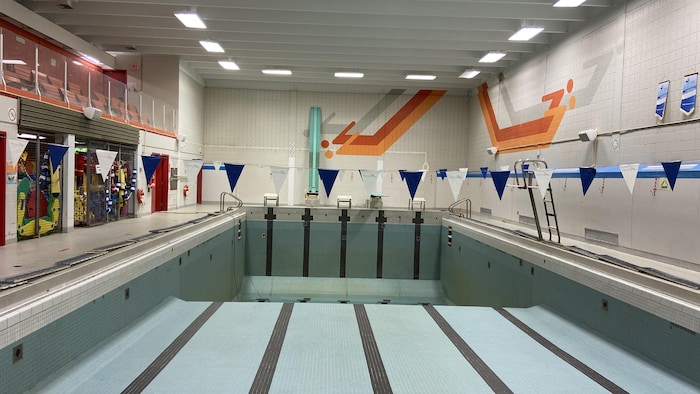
[
  {"left": 543, "top": 185, "right": 561, "bottom": 243},
  {"left": 448, "top": 198, "right": 472, "bottom": 219},
  {"left": 220, "top": 191, "right": 243, "bottom": 212}
]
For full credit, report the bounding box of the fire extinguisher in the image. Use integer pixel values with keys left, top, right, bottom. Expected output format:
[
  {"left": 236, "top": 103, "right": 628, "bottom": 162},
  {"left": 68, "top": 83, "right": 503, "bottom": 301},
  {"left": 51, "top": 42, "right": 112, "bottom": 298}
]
[{"left": 183, "top": 184, "right": 189, "bottom": 198}]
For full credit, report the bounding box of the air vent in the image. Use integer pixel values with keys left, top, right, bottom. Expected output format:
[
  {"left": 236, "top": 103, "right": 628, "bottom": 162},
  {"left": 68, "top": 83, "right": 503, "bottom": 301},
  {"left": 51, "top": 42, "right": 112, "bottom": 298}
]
[{"left": 480, "top": 207, "right": 492, "bottom": 215}]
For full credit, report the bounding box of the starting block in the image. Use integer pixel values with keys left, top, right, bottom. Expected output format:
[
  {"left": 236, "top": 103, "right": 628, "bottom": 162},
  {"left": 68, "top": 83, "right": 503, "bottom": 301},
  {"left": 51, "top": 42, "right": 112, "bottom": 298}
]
[
  {"left": 409, "top": 197, "right": 425, "bottom": 211},
  {"left": 337, "top": 195, "right": 352, "bottom": 208},
  {"left": 263, "top": 193, "right": 279, "bottom": 206}
]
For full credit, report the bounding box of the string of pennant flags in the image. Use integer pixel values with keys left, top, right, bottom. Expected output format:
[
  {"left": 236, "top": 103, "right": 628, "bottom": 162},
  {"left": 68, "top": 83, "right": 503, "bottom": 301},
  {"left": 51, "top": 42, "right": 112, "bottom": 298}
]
[{"left": 161, "top": 159, "right": 697, "bottom": 202}]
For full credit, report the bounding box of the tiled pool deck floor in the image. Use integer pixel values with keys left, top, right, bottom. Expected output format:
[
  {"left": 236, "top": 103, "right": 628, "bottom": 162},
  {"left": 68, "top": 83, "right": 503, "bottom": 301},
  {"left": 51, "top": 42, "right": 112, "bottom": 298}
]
[{"left": 27, "top": 298, "right": 699, "bottom": 393}]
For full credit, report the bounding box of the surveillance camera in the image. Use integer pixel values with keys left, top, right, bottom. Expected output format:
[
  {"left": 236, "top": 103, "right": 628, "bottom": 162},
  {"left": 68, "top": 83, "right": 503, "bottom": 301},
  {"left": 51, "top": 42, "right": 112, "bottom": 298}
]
[{"left": 487, "top": 146, "right": 498, "bottom": 155}]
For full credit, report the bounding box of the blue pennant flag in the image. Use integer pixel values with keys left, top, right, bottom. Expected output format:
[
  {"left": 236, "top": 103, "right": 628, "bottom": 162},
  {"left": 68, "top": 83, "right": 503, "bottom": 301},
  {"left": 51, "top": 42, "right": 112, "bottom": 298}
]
[
  {"left": 403, "top": 171, "right": 423, "bottom": 199},
  {"left": 47, "top": 143, "right": 69, "bottom": 172},
  {"left": 579, "top": 167, "right": 597, "bottom": 195},
  {"left": 661, "top": 160, "right": 681, "bottom": 190},
  {"left": 141, "top": 155, "right": 162, "bottom": 183},
  {"left": 224, "top": 163, "right": 245, "bottom": 192},
  {"left": 480, "top": 167, "right": 489, "bottom": 178},
  {"left": 490, "top": 170, "right": 510, "bottom": 200},
  {"left": 436, "top": 169, "right": 447, "bottom": 180},
  {"left": 399, "top": 170, "right": 406, "bottom": 181},
  {"left": 318, "top": 168, "right": 340, "bottom": 198}
]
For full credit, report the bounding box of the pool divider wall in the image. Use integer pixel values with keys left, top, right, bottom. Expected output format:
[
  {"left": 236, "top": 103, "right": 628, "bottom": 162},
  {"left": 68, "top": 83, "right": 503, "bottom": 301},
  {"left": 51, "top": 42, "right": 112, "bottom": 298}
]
[
  {"left": 243, "top": 207, "right": 441, "bottom": 280},
  {"left": 442, "top": 218, "right": 700, "bottom": 386},
  {"left": 0, "top": 212, "right": 245, "bottom": 393}
]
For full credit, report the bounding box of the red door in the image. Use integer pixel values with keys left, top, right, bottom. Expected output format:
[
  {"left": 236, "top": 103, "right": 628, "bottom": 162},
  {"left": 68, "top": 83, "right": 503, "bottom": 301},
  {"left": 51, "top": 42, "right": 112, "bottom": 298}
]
[
  {"left": 196, "top": 166, "right": 203, "bottom": 204},
  {"left": 151, "top": 154, "right": 169, "bottom": 213}
]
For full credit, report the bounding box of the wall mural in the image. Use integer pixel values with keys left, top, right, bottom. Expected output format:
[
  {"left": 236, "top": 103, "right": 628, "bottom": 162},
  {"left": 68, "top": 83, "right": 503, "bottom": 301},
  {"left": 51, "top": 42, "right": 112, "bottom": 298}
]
[{"left": 322, "top": 89, "right": 447, "bottom": 158}]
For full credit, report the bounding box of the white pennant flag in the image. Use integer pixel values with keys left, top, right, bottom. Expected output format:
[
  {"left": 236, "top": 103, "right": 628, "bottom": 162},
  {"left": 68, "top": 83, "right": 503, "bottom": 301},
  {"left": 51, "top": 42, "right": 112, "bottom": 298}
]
[
  {"left": 270, "top": 166, "right": 288, "bottom": 194},
  {"left": 446, "top": 169, "right": 468, "bottom": 200},
  {"left": 8, "top": 139, "right": 28, "bottom": 164},
  {"left": 95, "top": 149, "right": 118, "bottom": 181},
  {"left": 213, "top": 161, "right": 223, "bottom": 171},
  {"left": 360, "top": 170, "right": 380, "bottom": 196},
  {"left": 533, "top": 169, "right": 554, "bottom": 200},
  {"left": 619, "top": 163, "right": 639, "bottom": 194},
  {"left": 184, "top": 159, "right": 203, "bottom": 186}
]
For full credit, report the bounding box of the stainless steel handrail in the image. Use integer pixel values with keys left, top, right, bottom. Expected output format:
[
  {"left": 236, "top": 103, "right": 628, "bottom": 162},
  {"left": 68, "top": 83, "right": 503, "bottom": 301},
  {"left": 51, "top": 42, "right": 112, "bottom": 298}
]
[
  {"left": 220, "top": 192, "right": 243, "bottom": 212},
  {"left": 448, "top": 198, "right": 471, "bottom": 219}
]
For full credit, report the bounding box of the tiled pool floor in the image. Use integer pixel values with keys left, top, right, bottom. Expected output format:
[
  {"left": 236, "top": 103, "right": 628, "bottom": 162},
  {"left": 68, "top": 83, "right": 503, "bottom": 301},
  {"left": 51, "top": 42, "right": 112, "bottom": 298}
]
[{"left": 28, "top": 298, "right": 699, "bottom": 393}]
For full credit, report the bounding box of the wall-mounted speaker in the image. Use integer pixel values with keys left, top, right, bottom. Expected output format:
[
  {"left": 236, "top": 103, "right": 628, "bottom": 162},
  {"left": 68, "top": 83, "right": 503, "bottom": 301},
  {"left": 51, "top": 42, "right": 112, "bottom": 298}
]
[{"left": 82, "top": 106, "right": 102, "bottom": 120}]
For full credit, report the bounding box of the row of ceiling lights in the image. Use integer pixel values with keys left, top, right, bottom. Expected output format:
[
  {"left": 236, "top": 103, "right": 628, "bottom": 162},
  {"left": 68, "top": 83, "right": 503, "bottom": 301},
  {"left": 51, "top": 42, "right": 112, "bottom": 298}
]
[{"left": 176, "top": 0, "right": 587, "bottom": 81}]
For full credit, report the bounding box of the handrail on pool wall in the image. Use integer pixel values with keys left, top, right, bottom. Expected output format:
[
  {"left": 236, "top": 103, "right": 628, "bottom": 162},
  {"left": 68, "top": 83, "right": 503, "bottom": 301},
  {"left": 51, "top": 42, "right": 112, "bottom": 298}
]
[{"left": 220, "top": 192, "right": 243, "bottom": 211}]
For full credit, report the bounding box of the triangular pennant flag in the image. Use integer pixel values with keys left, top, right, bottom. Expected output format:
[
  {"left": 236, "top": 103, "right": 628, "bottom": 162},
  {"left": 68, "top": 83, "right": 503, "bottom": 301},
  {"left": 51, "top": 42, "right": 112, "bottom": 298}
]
[
  {"left": 446, "top": 169, "right": 468, "bottom": 201},
  {"left": 184, "top": 159, "right": 204, "bottom": 186},
  {"left": 8, "top": 139, "right": 28, "bottom": 164},
  {"left": 270, "top": 166, "right": 288, "bottom": 194},
  {"left": 579, "top": 167, "right": 597, "bottom": 195},
  {"left": 619, "top": 164, "right": 639, "bottom": 194},
  {"left": 224, "top": 163, "right": 245, "bottom": 192},
  {"left": 213, "top": 161, "right": 223, "bottom": 170},
  {"left": 47, "top": 144, "right": 69, "bottom": 173},
  {"left": 490, "top": 170, "right": 510, "bottom": 200},
  {"left": 96, "top": 149, "right": 118, "bottom": 181},
  {"left": 436, "top": 169, "right": 447, "bottom": 180},
  {"left": 480, "top": 167, "right": 488, "bottom": 178},
  {"left": 532, "top": 169, "right": 554, "bottom": 200},
  {"left": 359, "top": 170, "right": 380, "bottom": 196},
  {"left": 403, "top": 171, "right": 423, "bottom": 199},
  {"left": 318, "top": 168, "right": 340, "bottom": 198},
  {"left": 661, "top": 160, "right": 681, "bottom": 190},
  {"left": 399, "top": 169, "right": 406, "bottom": 181},
  {"left": 141, "top": 155, "right": 162, "bottom": 183}
]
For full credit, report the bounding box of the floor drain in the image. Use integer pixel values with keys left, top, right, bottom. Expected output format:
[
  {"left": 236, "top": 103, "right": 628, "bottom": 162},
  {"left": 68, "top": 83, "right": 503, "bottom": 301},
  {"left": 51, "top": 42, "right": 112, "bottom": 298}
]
[
  {"left": 379, "top": 299, "right": 391, "bottom": 304},
  {"left": 298, "top": 298, "right": 311, "bottom": 303},
  {"left": 12, "top": 344, "right": 23, "bottom": 363},
  {"left": 256, "top": 298, "right": 269, "bottom": 302},
  {"left": 338, "top": 300, "right": 349, "bottom": 304}
]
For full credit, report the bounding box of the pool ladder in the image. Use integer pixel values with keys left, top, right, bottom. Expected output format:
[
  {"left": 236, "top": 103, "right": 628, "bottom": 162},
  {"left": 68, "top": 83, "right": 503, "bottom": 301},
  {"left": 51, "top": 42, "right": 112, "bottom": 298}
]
[
  {"left": 448, "top": 197, "right": 472, "bottom": 219},
  {"left": 513, "top": 159, "right": 560, "bottom": 243},
  {"left": 219, "top": 192, "right": 243, "bottom": 212}
]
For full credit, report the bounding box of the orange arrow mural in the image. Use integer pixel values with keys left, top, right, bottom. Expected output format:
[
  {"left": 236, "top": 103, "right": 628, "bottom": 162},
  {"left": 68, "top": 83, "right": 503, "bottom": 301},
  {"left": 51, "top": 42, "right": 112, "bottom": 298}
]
[
  {"left": 478, "top": 79, "right": 575, "bottom": 153},
  {"left": 326, "top": 89, "right": 446, "bottom": 157}
]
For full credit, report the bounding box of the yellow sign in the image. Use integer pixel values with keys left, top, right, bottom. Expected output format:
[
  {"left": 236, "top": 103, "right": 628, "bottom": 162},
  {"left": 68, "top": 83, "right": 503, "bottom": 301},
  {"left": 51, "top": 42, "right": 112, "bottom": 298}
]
[{"left": 659, "top": 177, "right": 671, "bottom": 191}]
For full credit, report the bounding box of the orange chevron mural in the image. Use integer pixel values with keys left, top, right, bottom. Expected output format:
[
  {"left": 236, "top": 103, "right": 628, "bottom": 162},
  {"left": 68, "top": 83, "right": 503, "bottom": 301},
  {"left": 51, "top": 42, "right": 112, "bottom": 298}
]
[
  {"left": 324, "top": 89, "right": 446, "bottom": 157},
  {"left": 478, "top": 79, "right": 575, "bottom": 153}
]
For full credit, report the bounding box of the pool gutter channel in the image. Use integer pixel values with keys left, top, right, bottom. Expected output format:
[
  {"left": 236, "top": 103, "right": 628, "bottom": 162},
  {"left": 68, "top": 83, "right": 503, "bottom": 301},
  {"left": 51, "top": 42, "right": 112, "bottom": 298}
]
[
  {"left": 444, "top": 217, "right": 700, "bottom": 334},
  {"left": 0, "top": 211, "right": 242, "bottom": 347}
]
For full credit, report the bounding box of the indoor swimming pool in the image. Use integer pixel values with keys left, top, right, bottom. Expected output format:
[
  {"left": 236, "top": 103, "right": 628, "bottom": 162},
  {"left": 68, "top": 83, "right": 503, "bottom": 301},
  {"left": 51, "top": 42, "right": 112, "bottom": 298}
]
[{"left": 1, "top": 207, "right": 698, "bottom": 393}]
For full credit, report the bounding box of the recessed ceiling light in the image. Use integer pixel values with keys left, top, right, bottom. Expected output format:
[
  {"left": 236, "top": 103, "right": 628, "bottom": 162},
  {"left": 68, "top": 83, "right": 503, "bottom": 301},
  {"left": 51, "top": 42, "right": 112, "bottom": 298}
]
[
  {"left": 509, "top": 26, "right": 544, "bottom": 41},
  {"left": 2, "top": 59, "right": 27, "bottom": 65},
  {"left": 262, "top": 69, "right": 292, "bottom": 75},
  {"left": 334, "top": 72, "right": 364, "bottom": 78},
  {"left": 479, "top": 51, "right": 506, "bottom": 63},
  {"left": 406, "top": 74, "right": 436, "bottom": 80},
  {"left": 218, "top": 60, "right": 239, "bottom": 70},
  {"left": 553, "top": 0, "right": 586, "bottom": 7},
  {"left": 174, "top": 12, "right": 206, "bottom": 29},
  {"left": 459, "top": 69, "right": 480, "bottom": 79},
  {"left": 199, "top": 40, "right": 224, "bottom": 53}
]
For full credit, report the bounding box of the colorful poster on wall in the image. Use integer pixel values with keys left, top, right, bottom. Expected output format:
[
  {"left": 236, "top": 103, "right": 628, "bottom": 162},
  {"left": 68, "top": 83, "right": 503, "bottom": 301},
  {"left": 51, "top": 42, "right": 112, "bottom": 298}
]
[
  {"left": 655, "top": 80, "right": 670, "bottom": 120},
  {"left": 680, "top": 73, "right": 697, "bottom": 116}
]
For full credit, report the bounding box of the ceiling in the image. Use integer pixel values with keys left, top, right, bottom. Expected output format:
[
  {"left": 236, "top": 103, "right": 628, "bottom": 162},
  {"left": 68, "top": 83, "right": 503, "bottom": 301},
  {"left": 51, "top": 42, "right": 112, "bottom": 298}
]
[{"left": 13, "top": 0, "right": 618, "bottom": 95}]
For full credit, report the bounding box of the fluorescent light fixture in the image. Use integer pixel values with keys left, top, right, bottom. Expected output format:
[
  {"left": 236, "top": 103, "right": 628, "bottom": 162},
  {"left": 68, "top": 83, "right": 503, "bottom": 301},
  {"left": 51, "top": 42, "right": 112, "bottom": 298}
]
[
  {"left": 459, "top": 69, "right": 480, "bottom": 79},
  {"left": 18, "top": 133, "right": 46, "bottom": 140},
  {"left": 80, "top": 54, "right": 101, "bottom": 65},
  {"left": 174, "top": 12, "right": 206, "bottom": 29},
  {"left": 479, "top": 51, "right": 506, "bottom": 63},
  {"left": 199, "top": 40, "right": 224, "bottom": 53},
  {"left": 509, "top": 26, "right": 544, "bottom": 41},
  {"left": 2, "top": 59, "right": 26, "bottom": 65},
  {"left": 334, "top": 72, "right": 364, "bottom": 78},
  {"left": 218, "top": 60, "right": 239, "bottom": 70},
  {"left": 262, "top": 69, "right": 292, "bottom": 75},
  {"left": 553, "top": 0, "right": 586, "bottom": 7},
  {"left": 406, "top": 74, "right": 436, "bottom": 80}
]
